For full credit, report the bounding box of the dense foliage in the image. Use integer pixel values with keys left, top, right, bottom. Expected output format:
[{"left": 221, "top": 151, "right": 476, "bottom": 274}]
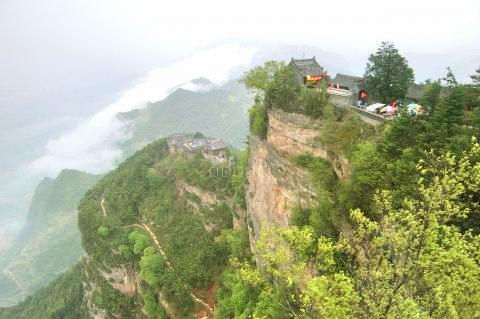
[
  {"left": 248, "top": 101, "right": 268, "bottom": 139},
  {"left": 223, "top": 142, "right": 480, "bottom": 318},
  {"left": 77, "top": 139, "right": 237, "bottom": 317}
]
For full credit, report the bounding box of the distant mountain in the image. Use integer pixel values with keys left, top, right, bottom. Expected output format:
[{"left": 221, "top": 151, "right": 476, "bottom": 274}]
[
  {"left": 0, "top": 169, "right": 99, "bottom": 307},
  {"left": 0, "top": 262, "right": 88, "bottom": 319},
  {"left": 118, "top": 79, "right": 253, "bottom": 157}
]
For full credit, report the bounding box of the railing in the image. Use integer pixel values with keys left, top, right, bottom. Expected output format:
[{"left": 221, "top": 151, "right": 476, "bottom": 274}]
[
  {"left": 348, "top": 105, "right": 390, "bottom": 125},
  {"left": 327, "top": 91, "right": 391, "bottom": 125}
]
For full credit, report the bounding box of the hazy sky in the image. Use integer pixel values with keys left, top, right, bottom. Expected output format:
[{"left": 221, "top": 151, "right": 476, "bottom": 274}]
[{"left": 1, "top": 0, "right": 479, "bottom": 93}]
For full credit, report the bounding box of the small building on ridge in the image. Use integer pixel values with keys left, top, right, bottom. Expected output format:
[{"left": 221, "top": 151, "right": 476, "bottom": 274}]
[{"left": 289, "top": 57, "right": 327, "bottom": 87}]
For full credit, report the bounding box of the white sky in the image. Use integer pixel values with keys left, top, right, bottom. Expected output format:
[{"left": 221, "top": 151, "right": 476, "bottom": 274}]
[
  {"left": 0, "top": 0, "right": 479, "bottom": 96},
  {"left": 1, "top": 0, "right": 479, "bottom": 64}
]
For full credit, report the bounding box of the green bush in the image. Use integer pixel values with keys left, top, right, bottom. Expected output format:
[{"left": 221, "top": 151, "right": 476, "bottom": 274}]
[
  {"left": 143, "top": 288, "right": 167, "bottom": 319},
  {"left": 249, "top": 103, "right": 268, "bottom": 139},
  {"left": 292, "top": 154, "right": 339, "bottom": 237},
  {"left": 231, "top": 148, "right": 249, "bottom": 208},
  {"left": 301, "top": 82, "right": 329, "bottom": 118},
  {"left": 140, "top": 251, "right": 167, "bottom": 288}
]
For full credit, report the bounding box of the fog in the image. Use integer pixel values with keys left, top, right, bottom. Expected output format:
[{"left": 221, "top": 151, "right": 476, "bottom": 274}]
[{"left": 29, "top": 44, "right": 257, "bottom": 176}]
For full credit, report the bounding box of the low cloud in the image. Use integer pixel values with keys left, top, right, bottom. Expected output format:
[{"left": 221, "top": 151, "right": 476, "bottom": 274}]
[{"left": 29, "top": 44, "right": 257, "bottom": 176}]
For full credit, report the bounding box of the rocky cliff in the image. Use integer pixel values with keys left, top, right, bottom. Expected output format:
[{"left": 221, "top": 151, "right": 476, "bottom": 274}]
[{"left": 246, "top": 109, "right": 350, "bottom": 240}]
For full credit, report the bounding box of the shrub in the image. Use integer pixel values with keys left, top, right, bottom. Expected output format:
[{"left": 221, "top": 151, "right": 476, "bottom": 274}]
[
  {"left": 249, "top": 103, "right": 268, "bottom": 139},
  {"left": 301, "top": 82, "right": 329, "bottom": 118}
]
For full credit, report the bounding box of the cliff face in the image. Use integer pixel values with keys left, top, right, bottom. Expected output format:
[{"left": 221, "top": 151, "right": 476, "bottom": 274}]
[{"left": 246, "top": 109, "right": 349, "bottom": 239}]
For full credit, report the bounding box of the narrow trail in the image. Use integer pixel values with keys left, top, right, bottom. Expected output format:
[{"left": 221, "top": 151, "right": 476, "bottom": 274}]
[
  {"left": 130, "top": 222, "right": 214, "bottom": 315},
  {"left": 100, "top": 197, "right": 107, "bottom": 217},
  {"left": 100, "top": 194, "right": 213, "bottom": 315}
]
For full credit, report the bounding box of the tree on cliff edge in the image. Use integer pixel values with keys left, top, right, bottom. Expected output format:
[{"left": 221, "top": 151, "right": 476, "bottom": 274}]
[{"left": 363, "top": 42, "right": 414, "bottom": 103}]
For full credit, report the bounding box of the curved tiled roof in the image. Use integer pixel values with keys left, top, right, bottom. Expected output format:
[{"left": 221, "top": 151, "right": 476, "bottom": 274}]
[
  {"left": 289, "top": 57, "right": 324, "bottom": 76},
  {"left": 330, "top": 73, "right": 364, "bottom": 89}
]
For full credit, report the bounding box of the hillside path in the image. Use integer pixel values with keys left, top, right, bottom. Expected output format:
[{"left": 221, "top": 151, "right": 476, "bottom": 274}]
[
  {"left": 100, "top": 195, "right": 213, "bottom": 315},
  {"left": 131, "top": 223, "right": 214, "bottom": 315},
  {"left": 100, "top": 197, "right": 107, "bottom": 217}
]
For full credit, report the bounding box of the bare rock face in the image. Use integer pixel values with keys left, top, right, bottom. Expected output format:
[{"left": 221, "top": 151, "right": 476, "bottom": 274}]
[
  {"left": 267, "top": 109, "right": 324, "bottom": 157},
  {"left": 100, "top": 266, "right": 138, "bottom": 297},
  {"left": 247, "top": 137, "right": 316, "bottom": 239},
  {"left": 267, "top": 109, "right": 349, "bottom": 180},
  {"left": 176, "top": 181, "right": 218, "bottom": 206},
  {"left": 246, "top": 109, "right": 350, "bottom": 241}
]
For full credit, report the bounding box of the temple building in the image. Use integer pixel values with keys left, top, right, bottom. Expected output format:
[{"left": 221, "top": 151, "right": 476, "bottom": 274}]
[
  {"left": 289, "top": 56, "right": 425, "bottom": 105},
  {"left": 289, "top": 57, "right": 327, "bottom": 87},
  {"left": 167, "top": 133, "right": 228, "bottom": 162}
]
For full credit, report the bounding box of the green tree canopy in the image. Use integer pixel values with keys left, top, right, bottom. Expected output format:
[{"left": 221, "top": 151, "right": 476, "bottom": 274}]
[
  {"left": 264, "top": 64, "right": 301, "bottom": 111},
  {"left": 241, "top": 60, "right": 286, "bottom": 96},
  {"left": 228, "top": 140, "right": 480, "bottom": 318},
  {"left": 363, "top": 41, "right": 414, "bottom": 102}
]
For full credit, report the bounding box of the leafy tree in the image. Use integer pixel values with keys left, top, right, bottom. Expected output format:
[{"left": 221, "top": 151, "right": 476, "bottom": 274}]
[
  {"left": 143, "top": 288, "right": 167, "bottom": 319},
  {"left": 193, "top": 131, "right": 205, "bottom": 139},
  {"left": 230, "top": 148, "right": 249, "bottom": 208},
  {"left": 214, "top": 267, "right": 258, "bottom": 318},
  {"left": 265, "top": 65, "right": 302, "bottom": 112},
  {"left": 237, "top": 226, "right": 359, "bottom": 318},
  {"left": 382, "top": 111, "right": 426, "bottom": 158},
  {"left": 139, "top": 248, "right": 167, "bottom": 288},
  {"left": 97, "top": 225, "right": 110, "bottom": 237},
  {"left": 420, "top": 79, "right": 442, "bottom": 113},
  {"left": 233, "top": 141, "right": 480, "bottom": 318},
  {"left": 344, "top": 141, "right": 480, "bottom": 318},
  {"left": 341, "top": 141, "right": 386, "bottom": 214},
  {"left": 363, "top": 41, "right": 414, "bottom": 102},
  {"left": 426, "top": 86, "right": 466, "bottom": 151},
  {"left": 242, "top": 60, "right": 286, "bottom": 96},
  {"left": 128, "top": 231, "right": 152, "bottom": 256}
]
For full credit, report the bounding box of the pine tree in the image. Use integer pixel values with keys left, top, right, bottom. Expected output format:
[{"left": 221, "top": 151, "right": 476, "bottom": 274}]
[
  {"left": 363, "top": 42, "right": 415, "bottom": 102},
  {"left": 470, "top": 65, "right": 480, "bottom": 86},
  {"left": 442, "top": 66, "right": 459, "bottom": 87}
]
